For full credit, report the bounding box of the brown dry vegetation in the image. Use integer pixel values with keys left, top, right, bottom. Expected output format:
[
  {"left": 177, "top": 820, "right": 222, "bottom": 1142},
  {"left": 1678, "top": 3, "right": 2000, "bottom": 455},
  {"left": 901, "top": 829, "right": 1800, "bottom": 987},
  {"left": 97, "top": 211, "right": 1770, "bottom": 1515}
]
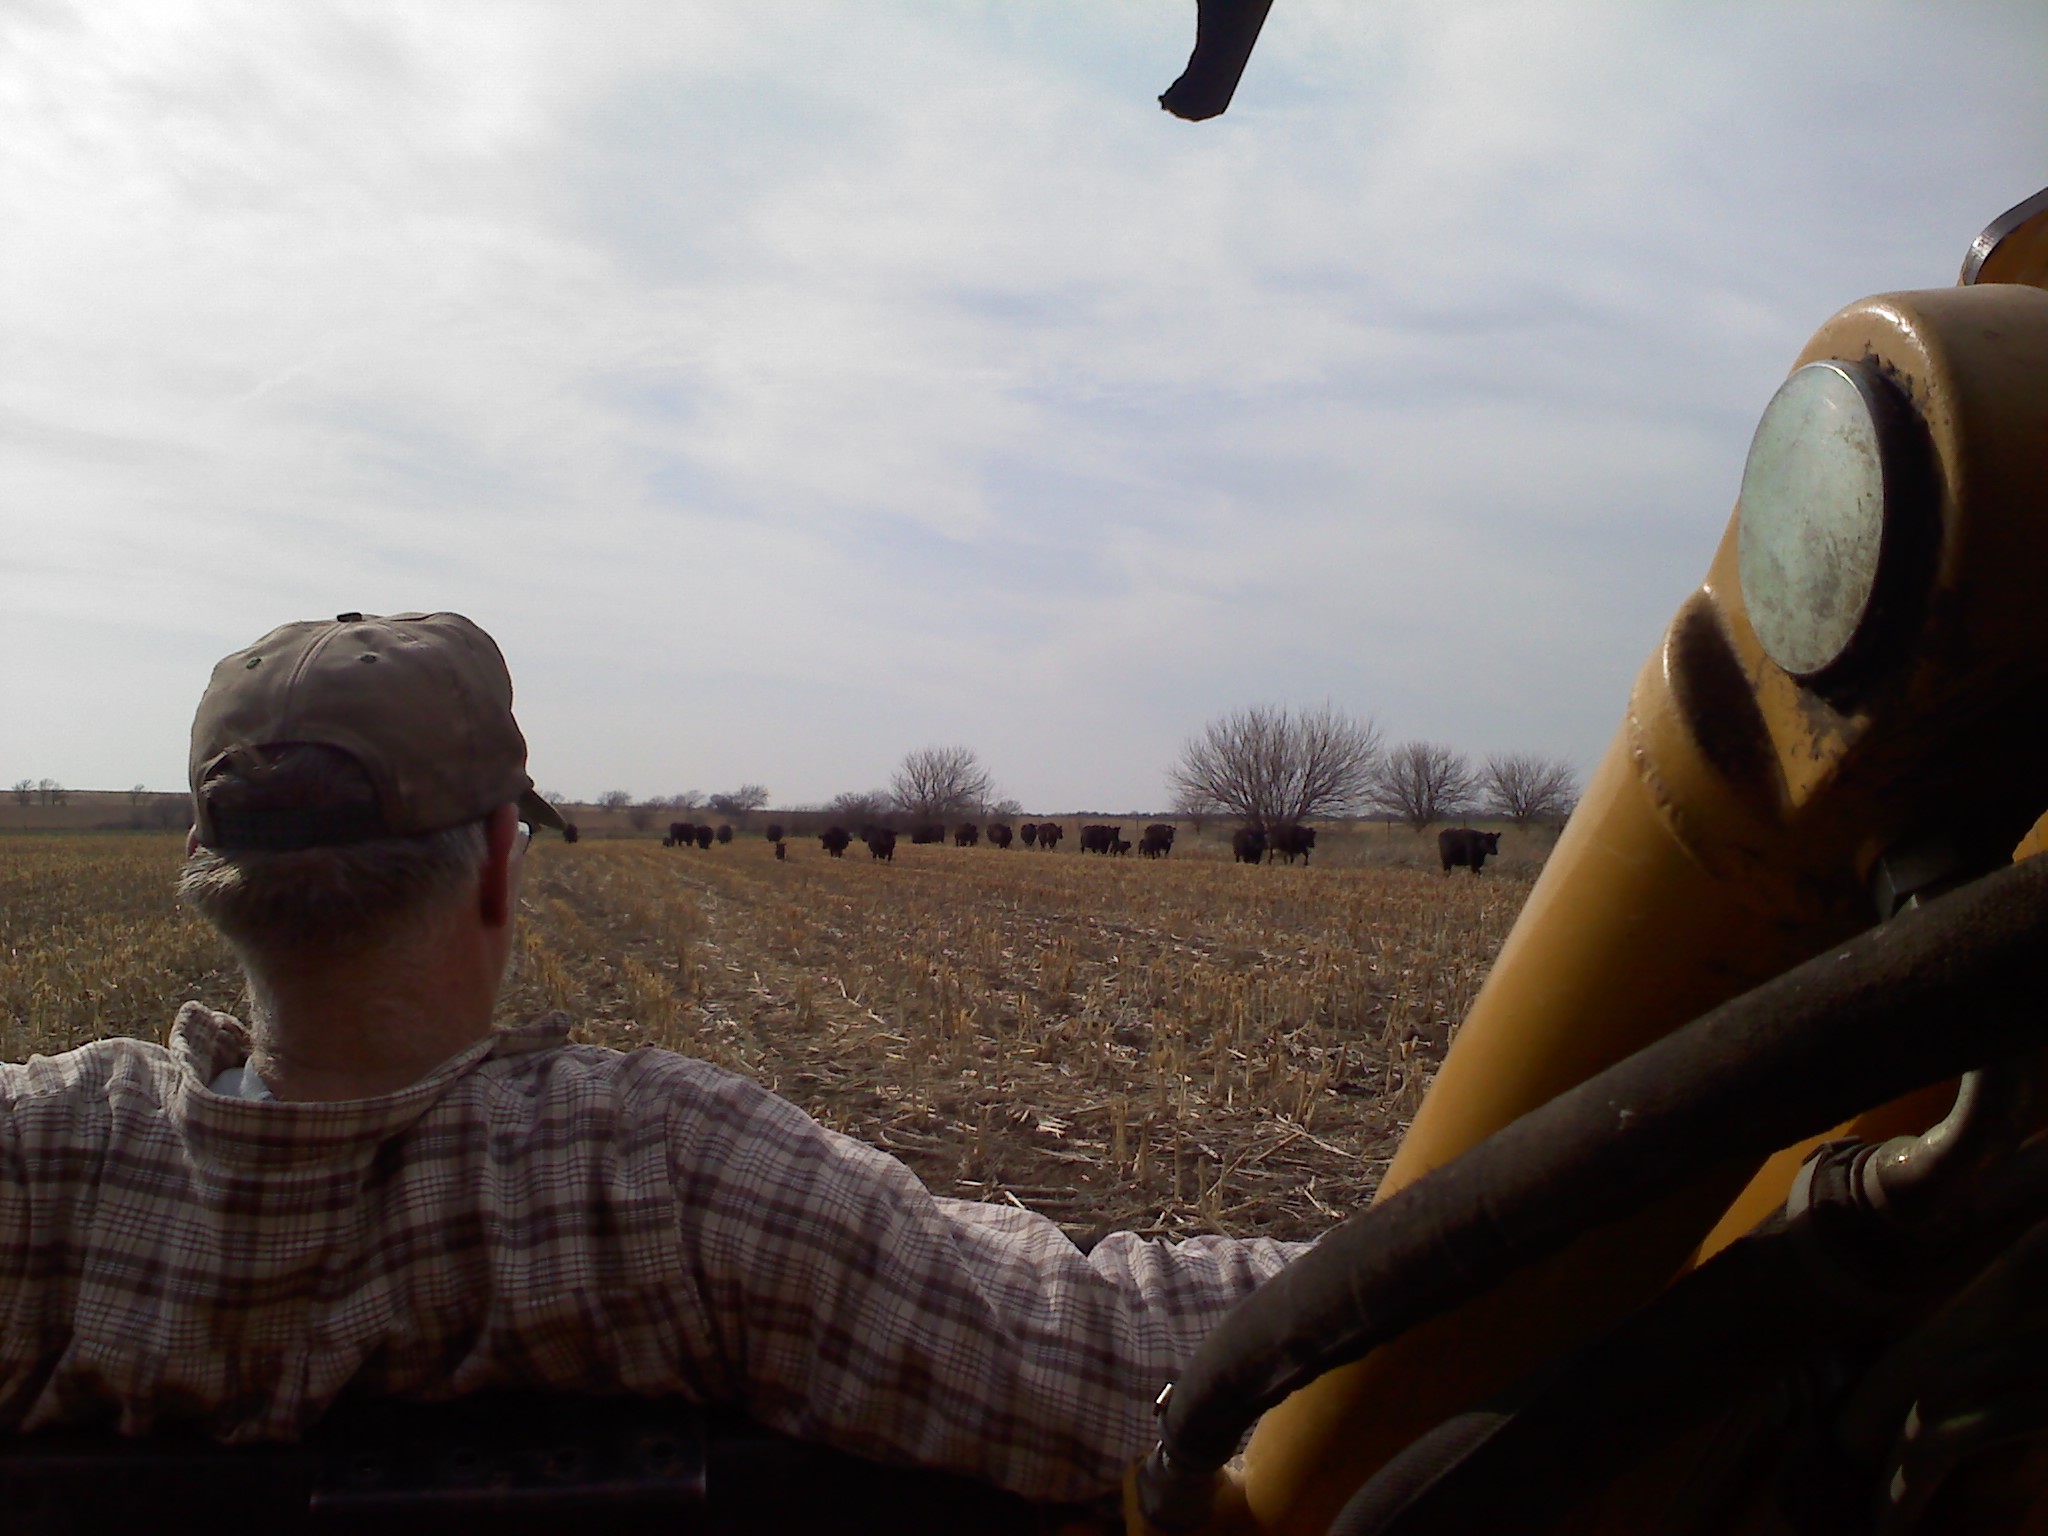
[{"left": 2, "top": 829, "right": 1538, "bottom": 1243}]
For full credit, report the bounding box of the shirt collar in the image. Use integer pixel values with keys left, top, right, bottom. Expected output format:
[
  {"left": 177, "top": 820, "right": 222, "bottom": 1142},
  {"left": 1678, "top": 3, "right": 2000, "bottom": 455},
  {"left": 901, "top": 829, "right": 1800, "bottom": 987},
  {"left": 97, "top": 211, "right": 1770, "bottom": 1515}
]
[{"left": 167, "top": 1002, "right": 573, "bottom": 1168}]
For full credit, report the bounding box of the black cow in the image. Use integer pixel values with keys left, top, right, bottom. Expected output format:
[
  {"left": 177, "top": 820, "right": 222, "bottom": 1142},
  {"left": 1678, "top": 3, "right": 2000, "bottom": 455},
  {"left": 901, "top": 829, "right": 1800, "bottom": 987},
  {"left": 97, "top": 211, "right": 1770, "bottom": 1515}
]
[
  {"left": 694, "top": 826, "right": 713, "bottom": 850},
  {"left": 1232, "top": 826, "right": 1267, "bottom": 864},
  {"left": 1079, "top": 824, "right": 1120, "bottom": 855},
  {"left": 911, "top": 825, "right": 945, "bottom": 846},
  {"left": 1139, "top": 824, "right": 1175, "bottom": 859},
  {"left": 987, "top": 823, "right": 1013, "bottom": 849},
  {"left": 954, "top": 823, "right": 980, "bottom": 848},
  {"left": 715, "top": 824, "right": 733, "bottom": 845},
  {"left": 820, "top": 826, "right": 852, "bottom": 858},
  {"left": 563, "top": 824, "right": 579, "bottom": 844},
  {"left": 1037, "top": 822, "right": 1063, "bottom": 851},
  {"left": 1112, "top": 838, "right": 1131, "bottom": 856},
  {"left": 865, "top": 828, "right": 898, "bottom": 861},
  {"left": 764, "top": 823, "right": 784, "bottom": 843},
  {"left": 1019, "top": 823, "right": 1039, "bottom": 847},
  {"left": 774, "top": 841, "right": 787, "bottom": 861},
  {"left": 1439, "top": 827, "right": 1502, "bottom": 874},
  {"left": 669, "top": 821, "right": 694, "bottom": 846},
  {"left": 1268, "top": 825, "right": 1317, "bottom": 865}
]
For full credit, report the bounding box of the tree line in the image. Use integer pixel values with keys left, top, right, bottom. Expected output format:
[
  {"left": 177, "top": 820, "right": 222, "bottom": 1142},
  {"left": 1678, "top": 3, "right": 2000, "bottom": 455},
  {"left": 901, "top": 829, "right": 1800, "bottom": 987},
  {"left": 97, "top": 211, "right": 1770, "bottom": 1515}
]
[
  {"left": 539, "top": 711, "right": 1578, "bottom": 840},
  {"left": 1168, "top": 704, "right": 1576, "bottom": 833},
  {"left": 10, "top": 778, "right": 70, "bottom": 807}
]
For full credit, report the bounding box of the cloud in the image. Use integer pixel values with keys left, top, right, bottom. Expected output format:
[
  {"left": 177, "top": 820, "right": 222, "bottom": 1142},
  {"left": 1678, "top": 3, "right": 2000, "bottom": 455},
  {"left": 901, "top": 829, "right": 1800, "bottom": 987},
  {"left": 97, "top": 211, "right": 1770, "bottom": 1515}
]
[{"left": 4, "top": 0, "right": 2044, "bottom": 808}]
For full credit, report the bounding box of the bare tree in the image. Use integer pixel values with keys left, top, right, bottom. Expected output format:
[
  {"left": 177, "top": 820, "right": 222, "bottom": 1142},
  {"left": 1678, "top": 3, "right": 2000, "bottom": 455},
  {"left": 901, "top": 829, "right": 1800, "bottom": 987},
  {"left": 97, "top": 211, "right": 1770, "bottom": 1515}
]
[
  {"left": 890, "top": 746, "right": 995, "bottom": 822},
  {"left": 1482, "top": 753, "right": 1579, "bottom": 830},
  {"left": 37, "top": 779, "right": 66, "bottom": 807},
  {"left": 1371, "top": 741, "right": 1477, "bottom": 831},
  {"left": 1170, "top": 781, "right": 1222, "bottom": 836},
  {"left": 628, "top": 797, "right": 665, "bottom": 832},
  {"left": 828, "top": 789, "right": 893, "bottom": 825},
  {"left": 12, "top": 779, "right": 35, "bottom": 807},
  {"left": 708, "top": 783, "right": 771, "bottom": 826},
  {"left": 1167, "top": 704, "right": 1381, "bottom": 830},
  {"left": 597, "top": 789, "right": 633, "bottom": 813},
  {"left": 663, "top": 790, "right": 705, "bottom": 811}
]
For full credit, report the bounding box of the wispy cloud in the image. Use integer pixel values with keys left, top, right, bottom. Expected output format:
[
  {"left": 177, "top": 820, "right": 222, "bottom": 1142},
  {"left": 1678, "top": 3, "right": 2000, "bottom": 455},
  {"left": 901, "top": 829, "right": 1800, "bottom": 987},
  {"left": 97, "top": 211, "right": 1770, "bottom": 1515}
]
[{"left": 4, "top": 0, "right": 2043, "bottom": 807}]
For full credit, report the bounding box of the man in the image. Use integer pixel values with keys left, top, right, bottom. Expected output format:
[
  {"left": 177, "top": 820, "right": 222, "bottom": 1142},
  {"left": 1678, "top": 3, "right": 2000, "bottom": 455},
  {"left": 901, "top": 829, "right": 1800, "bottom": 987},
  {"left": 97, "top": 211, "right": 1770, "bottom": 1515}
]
[{"left": 0, "top": 611, "right": 1305, "bottom": 1503}]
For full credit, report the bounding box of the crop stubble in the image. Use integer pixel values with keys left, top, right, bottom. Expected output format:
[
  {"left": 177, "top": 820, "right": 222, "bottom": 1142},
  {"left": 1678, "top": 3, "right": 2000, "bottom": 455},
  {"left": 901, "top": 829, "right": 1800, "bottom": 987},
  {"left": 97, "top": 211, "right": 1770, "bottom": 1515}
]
[{"left": 3, "top": 832, "right": 1531, "bottom": 1243}]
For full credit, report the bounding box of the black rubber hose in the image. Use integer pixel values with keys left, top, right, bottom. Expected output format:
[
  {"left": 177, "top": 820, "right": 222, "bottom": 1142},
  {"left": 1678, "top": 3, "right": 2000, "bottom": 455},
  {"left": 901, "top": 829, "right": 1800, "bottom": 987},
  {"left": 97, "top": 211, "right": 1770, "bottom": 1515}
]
[
  {"left": 1144, "top": 856, "right": 2048, "bottom": 1515},
  {"left": 1322, "top": 1176, "right": 2048, "bottom": 1536},
  {"left": 1159, "top": 0, "right": 1276, "bottom": 121}
]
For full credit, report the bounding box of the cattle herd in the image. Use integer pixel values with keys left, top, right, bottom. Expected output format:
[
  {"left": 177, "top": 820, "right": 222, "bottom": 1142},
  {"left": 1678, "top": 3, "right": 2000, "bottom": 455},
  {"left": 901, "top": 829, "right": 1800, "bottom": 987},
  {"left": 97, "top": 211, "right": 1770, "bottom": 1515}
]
[
  {"left": 1228, "top": 824, "right": 1317, "bottom": 865},
  {"left": 663, "top": 821, "right": 725, "bottom": 849},
  {"left": 644, "top": 815, "right": 1511, "bottom": 873}
]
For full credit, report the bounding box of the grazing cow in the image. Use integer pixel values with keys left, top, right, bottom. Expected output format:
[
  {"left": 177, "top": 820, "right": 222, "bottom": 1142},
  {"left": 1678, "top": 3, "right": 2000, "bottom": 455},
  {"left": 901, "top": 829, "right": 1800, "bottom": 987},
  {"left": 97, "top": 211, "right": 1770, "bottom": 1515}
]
[
  {"left": 562, "top": 824, "right": 579, "bottom": 844},
  {"left": 865, "top": 828, "right": 898, "bottom": 862},
  {"left": 1019, "top": 823, "right": 1039, "bottom": 847},
  {"left": 716, "top": 824, "right": 733, "bottom": 845},
  {"left": 765, "top": 823, "right": 784, "bottom": 843},
  {"left": 1112, "top": 838, "right": 1131, "bottom": 856},
  {"left": 911, "top": 825, "right": 945, "bottom": 846},
  {"left": 662, "top": 836, "right": 675, "bottom": 848},
  {"left": 1037, "top": 822, "right": 1064, "bottom": 851},
  {"left": 774, "top": 841, "right": 787, "bottom": 861},
  {"left": 1439, "top": 827, "right": 1502, "bottom": 874},
  {"left": 820, "top": 826, "right": 852, "bottom": 858},
  {"left": 954, "top": 823, "right": 980, "bottom": 848},
  {"left": 987, "top": 823, "right": 1013, "bottom": 849},
  {"left": 694, "top": 826, "right": 713, "bottom": 850},
  {"left": 669, "top": 821, "right": 693, "bottom": 846},
  {"left": 1232, "top": 826, "right": 1267, "bottom": 864},
  {"left": 1139, "top": 824, "right": 1175, "bottom": 859},
  {"left": 1268, "top": 825, "right": 1317, "bottom": 865}
]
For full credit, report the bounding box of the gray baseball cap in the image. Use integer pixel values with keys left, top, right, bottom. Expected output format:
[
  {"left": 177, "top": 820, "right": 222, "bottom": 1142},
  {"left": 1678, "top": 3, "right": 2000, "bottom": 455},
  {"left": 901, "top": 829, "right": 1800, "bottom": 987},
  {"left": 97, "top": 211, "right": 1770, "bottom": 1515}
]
[{"left": 190, "top": 611, "right": 564, "bottom": 850}]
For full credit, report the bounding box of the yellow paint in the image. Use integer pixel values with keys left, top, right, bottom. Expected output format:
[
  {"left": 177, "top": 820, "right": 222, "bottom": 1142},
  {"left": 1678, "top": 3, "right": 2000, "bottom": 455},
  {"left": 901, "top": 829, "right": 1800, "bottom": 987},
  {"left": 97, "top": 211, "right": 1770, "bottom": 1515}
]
[{"left": 1201, "top": 283, "right": 2048, "bottom": 1536}]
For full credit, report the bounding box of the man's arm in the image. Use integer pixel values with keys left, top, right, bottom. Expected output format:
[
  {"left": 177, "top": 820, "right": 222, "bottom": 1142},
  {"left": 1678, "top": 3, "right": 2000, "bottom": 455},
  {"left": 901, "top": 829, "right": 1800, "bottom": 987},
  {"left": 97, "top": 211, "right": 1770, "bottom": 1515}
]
[{"left": 661, "top": 1064, "right": 1308, "bottom": 1503}]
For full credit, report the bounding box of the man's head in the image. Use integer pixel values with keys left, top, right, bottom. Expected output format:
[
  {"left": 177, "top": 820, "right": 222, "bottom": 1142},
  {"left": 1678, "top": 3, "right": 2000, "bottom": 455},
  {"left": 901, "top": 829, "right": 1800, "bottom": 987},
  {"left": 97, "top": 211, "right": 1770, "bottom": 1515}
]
[{"left": 179, "top": 612, "right": 558, "bottom": 960}]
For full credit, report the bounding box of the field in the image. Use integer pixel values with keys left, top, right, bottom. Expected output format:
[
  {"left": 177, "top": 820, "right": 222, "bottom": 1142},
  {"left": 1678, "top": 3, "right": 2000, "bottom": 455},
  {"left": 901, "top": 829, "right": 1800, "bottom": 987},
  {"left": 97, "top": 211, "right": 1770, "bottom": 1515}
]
[{"left": 0, "top": 826, "right": 1541, "bottom": 1243}]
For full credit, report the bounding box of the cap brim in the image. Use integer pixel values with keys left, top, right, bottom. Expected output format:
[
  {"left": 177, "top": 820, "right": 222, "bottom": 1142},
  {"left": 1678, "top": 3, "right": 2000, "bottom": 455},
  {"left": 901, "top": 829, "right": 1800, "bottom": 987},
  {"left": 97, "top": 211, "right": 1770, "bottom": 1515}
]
[{"left": 518, "top": 786, "right": 568, "bottom": 833}]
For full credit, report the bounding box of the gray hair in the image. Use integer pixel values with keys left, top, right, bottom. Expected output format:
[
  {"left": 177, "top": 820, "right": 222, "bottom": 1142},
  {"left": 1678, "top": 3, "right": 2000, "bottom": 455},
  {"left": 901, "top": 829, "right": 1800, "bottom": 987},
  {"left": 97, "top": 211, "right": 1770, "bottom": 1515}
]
[{"left": 179, "top": 745, "right": 489, "bottom": 955}]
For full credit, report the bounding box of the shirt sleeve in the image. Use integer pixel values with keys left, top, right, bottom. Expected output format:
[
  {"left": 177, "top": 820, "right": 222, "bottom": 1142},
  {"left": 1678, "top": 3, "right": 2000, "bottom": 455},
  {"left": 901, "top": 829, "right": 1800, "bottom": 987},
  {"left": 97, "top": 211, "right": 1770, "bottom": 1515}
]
[{"left": 661, "top": 1065, "right": 1308, "bottom": 1502}]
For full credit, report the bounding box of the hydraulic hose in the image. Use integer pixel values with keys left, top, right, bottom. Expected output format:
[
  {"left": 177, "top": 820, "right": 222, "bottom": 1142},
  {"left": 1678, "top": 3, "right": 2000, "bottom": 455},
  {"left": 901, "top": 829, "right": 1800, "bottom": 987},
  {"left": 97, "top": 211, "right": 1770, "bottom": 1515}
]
[
  {"left": 1320, "top": 1133, "right": 2048, "bottom": 1536},
  {"left": 1139, "top": 856, "right": 2048, "bottom": 1528},
  {"left": 1159, "top": 0, "right": 1275, "bottom": 120}
]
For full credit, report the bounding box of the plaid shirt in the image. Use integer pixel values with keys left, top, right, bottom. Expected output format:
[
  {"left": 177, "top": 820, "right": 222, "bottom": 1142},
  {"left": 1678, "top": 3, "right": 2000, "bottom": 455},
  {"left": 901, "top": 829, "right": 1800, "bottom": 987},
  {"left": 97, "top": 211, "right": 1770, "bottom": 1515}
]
[{"left": 0, "top": 1004, "right": 1305, "bottom": 1501}]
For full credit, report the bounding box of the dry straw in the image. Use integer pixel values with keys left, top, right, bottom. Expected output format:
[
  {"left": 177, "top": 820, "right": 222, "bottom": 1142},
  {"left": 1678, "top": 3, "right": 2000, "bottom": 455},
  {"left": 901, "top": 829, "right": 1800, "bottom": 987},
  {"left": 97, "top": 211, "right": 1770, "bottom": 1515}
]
[{"left": 7, "top": 826, "right": 1534, "bottom": 1242}]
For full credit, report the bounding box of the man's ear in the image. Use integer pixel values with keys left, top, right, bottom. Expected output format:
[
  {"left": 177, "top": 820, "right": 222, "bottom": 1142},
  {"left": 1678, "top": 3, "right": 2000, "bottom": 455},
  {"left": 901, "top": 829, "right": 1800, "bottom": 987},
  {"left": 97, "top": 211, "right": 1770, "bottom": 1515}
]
[
  {"left": 185, "top": 826, "right": 200, "bottom": 856},
  {"left": 478, "top": 803, "right": 521, "bottom": 929}
]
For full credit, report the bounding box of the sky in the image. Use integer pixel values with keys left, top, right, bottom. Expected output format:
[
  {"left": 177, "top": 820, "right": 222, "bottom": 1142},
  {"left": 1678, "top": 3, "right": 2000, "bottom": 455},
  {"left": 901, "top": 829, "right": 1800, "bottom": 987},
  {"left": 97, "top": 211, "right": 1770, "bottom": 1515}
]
[{"left": 4, "top": 1, "right": 2044, "bottom": 813}]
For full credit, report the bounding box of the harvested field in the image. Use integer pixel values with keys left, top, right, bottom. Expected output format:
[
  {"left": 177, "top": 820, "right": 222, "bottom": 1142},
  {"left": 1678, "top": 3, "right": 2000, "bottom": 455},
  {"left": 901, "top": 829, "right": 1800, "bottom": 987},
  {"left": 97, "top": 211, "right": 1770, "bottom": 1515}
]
[{"left": 2, "top": 830, "right": 1538, "bottom": 1243}]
